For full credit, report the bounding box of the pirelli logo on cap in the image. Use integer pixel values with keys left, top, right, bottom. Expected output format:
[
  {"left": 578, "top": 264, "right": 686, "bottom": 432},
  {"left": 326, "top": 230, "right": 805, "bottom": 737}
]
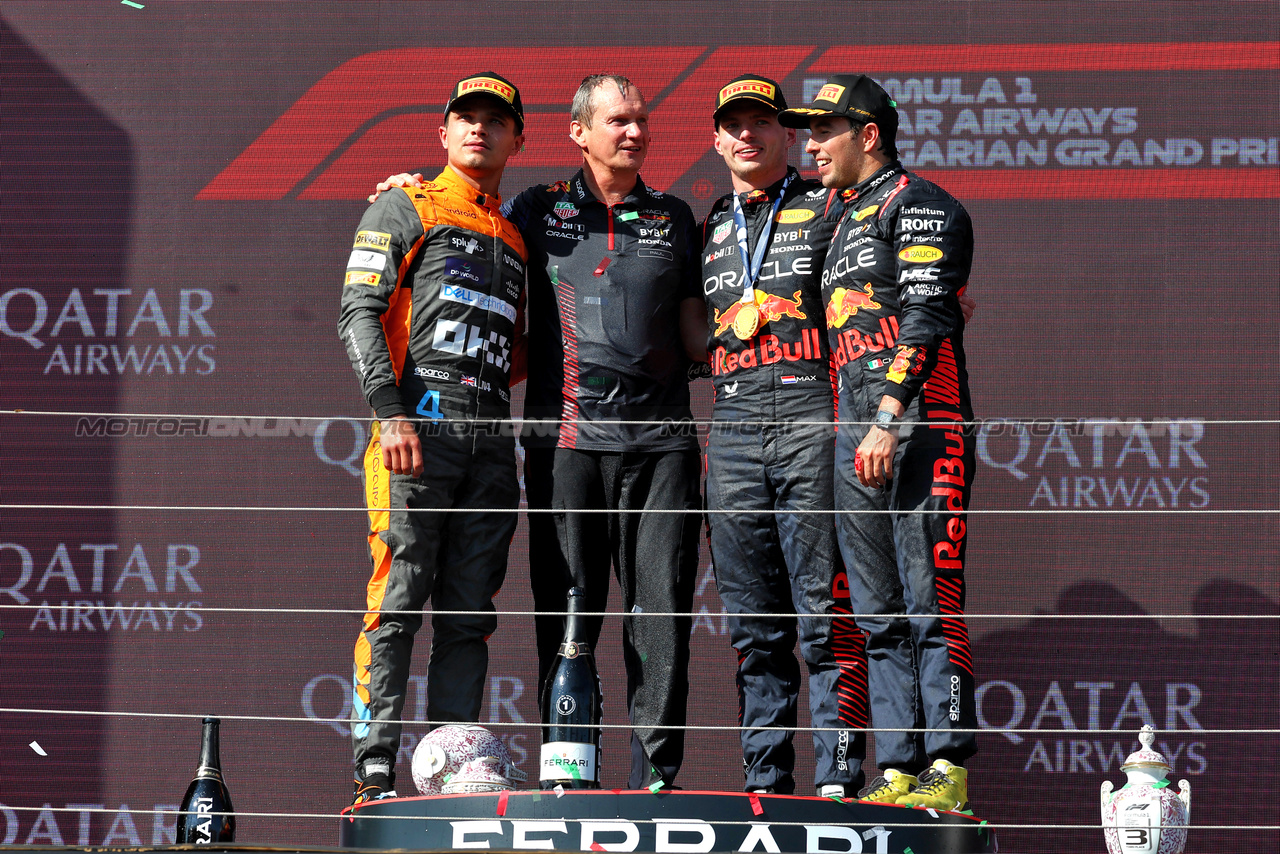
[
  {"left": 719, "top": 79, "right": 776, "bottom": 106},
  {"left": 816, "top": 83, "right": 846, "bottom": 103},
  {"left": 353, "top": 230, "right": 391, "bottom": 251},
  {"left": 458, "top": 76, "right": 516, "bottom": 105}
]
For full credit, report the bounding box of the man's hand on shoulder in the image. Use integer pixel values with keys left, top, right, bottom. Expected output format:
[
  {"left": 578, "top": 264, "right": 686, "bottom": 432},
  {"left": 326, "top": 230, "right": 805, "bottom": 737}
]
[{"left": 368, "top": 173, "right": 426, "bottom": 204}]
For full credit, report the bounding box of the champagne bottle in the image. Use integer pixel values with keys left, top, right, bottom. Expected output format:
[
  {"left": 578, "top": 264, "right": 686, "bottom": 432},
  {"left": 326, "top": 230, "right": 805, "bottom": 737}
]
[
  {"left": 176, "top": 717, "right": 235, "bottom": 844},
  {"left": 539, "top": 587, "right": 602, "bottom": 789}
]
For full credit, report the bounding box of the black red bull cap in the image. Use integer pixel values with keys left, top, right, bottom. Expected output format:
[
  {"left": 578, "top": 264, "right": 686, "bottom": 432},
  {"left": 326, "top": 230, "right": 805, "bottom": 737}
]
[
  {"left": 778, "top": 73, "right": 898, "bottom": 141},
  {"left": 713, "top": 74, "right": 788, "bottom": 126},
  {"left": 445, "top": 71, "right": 525, "bottom": 132}
]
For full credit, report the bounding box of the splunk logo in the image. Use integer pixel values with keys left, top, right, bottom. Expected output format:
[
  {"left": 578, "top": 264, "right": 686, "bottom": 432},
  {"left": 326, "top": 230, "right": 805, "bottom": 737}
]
[{"left": 0, "top": 287, "right": 217, "bottom": 376}]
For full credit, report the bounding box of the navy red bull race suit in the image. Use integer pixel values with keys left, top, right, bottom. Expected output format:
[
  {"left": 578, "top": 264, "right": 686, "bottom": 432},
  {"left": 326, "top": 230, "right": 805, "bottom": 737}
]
[
  {"left": 821, "top": 161, "right": 978, "bottom": 774},
  {"left": 702, "top": 167, "right": 869, "bottom": 794},
  {"left": 338, "top": 166, "right": 528, "bottom": 771}
]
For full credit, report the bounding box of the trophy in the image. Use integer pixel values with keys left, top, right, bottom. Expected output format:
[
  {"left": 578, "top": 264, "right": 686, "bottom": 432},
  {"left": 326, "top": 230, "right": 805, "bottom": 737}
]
[{"left": 1100, "top": 725, "right": 1191, "bottom": 854}]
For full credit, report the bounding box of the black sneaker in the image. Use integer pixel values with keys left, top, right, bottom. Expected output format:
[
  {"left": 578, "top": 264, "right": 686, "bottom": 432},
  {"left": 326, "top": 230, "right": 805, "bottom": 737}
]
[{"left": 352, "top": 771, "right": 398, "bottom": 805}]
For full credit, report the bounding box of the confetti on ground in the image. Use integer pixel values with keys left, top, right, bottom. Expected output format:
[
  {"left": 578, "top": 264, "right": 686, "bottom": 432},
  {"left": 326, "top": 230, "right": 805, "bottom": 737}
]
[
  {"left": 589, "top": 844, "right": 605, "bottom": 852},
  {"left": 29, "top": 741, "right": 47, "bottom": 755},
  {"left": 0, "top": 629, "right": 5, "bottom": 639},
  {"left": 121, "top": 0, "right": 144, "bottom": 8},
  {"left": 554, "top": 784, "right": 565, "bottom": 798},
  {"left": 648, "top": 780, "right": 664, "bottom": 793},
  {"left": 903, "top": 848, "right": 914, "bottom": 854},
  {"left": 496, "top": 790, "right": 509, "bottom": 816},
  {"left": 748, "top": 793, "right": 764, "bottom": 815},
  {"left": 926, "top": 808, "right": 938, "bottom": 818}
]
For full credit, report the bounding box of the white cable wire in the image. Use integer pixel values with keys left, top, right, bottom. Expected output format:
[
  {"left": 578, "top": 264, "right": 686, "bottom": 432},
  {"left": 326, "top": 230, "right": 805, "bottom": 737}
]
[
  {"left": 0, "top": 708, "right": 1273, "bottom": 736},
  {"left": 1, "top": 504, "right": 1273, "bottom": 515},
  {"left": 0, "top": 803, "right": 1261, "bottom": 833},
  {"left": 4, "top": 408, "right": 1278, "bottom": 426},
  {"left": 0, "top": 603, "right": 1272, "bottom": 620}
]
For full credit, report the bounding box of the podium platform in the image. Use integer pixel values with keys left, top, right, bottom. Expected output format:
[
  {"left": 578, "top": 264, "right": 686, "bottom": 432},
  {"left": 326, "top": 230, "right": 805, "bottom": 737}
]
[{"left": 338, "top": 789, "right": 997, "bottom": 853}]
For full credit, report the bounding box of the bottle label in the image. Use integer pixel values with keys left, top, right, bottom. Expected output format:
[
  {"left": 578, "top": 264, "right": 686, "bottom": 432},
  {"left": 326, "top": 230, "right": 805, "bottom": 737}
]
[
  {"left": 539, "top": 741, "right": 597, "bottom": 782},
  {"left": 558, "top": 641, "right": 592, "bottom": 659}
]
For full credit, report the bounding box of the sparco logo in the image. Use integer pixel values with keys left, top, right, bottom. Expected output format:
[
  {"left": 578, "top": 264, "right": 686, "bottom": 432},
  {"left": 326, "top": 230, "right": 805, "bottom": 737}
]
[{"left": 950, "top": 675, "right": 962, "bottom": 722}]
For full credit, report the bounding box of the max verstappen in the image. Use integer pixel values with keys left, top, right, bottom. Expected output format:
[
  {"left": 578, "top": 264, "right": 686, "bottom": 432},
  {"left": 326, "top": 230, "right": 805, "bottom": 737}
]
[
  {"left": 779, "top": 74, "right": 979, "bottom": 811},
  {"left": 700, "top": 75, "right": 869, "bottom": 798}
]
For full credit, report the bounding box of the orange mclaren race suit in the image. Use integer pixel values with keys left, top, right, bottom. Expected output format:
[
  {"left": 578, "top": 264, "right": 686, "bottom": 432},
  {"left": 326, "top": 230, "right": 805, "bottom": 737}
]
[
  {"left": 701, "top": 167, "right": 869, "bottom": 794},
  {"left": 338, "top": 165, "right": 528, "bottom": 774},
  {"left": 822, "top": 161, "right": 977, "bottom": 774}
]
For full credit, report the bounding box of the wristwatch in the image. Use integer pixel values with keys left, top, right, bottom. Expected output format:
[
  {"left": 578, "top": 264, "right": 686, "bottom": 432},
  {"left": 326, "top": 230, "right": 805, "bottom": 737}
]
[{"left": 873, "top": 409, "right": 900, "bottom": 433}]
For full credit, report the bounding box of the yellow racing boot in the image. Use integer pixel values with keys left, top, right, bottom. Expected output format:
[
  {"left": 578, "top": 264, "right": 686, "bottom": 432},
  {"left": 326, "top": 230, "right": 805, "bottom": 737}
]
[
  {"left": 896, "top": 759, "right": 968, "bottom": 811},
  {"left": 856, "top": 768, "right": 918, "bottom": 804}
]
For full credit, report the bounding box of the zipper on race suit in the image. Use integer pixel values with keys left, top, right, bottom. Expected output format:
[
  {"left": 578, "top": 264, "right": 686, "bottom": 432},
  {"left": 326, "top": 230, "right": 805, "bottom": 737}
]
[{"left": 607, "top": 204, "right": 615, "bottom": 251}]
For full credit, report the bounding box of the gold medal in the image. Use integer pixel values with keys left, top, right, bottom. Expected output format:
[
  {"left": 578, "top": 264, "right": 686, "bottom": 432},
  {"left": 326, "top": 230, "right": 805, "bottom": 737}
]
[{"left": 732, "top": 302, "right": 760, "bottom": 340}]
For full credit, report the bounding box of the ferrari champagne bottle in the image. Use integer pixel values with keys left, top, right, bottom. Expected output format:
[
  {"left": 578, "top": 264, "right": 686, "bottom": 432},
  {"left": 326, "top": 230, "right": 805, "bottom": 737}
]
[
  {"left": 175, "top": 717, "right": 235, "bottom": 843},
  {"left": 539, "top": 587, "right": 602, "bottom": 789}
]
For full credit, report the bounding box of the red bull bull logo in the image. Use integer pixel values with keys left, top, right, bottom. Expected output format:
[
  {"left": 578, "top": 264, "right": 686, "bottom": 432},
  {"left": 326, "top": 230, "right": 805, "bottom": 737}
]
[
  {"left": 713, "top": 289, "right": 807, "bottom": 336},
  {"left": 825, "top": 284, "right": 880, "bottom": 328}
]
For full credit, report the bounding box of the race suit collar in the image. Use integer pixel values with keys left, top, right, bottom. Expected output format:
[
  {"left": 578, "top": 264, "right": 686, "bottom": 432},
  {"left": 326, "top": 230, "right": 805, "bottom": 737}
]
[
  {"left": 842, "top": 160, "right": 902, "bottom": 202},
  {"left": 737, "top": 167, "right": 799, "bottom": 207},
  {"left": 437, "top": 164, "right": 503, "bottom": 210}
]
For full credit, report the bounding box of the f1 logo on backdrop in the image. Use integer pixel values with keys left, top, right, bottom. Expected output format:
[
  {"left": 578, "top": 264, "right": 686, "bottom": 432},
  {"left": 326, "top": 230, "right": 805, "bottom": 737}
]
[{"left": 197, "top": 43, "right": 1279, "bottom": 202}]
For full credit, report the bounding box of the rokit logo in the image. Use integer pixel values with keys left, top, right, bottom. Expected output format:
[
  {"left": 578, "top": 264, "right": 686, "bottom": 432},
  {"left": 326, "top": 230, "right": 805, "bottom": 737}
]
[
  {"left": 0, "top": 288, "right": 217, "bottom": 376},
  {"left": 0, "top": 541, "right": 206, "bottom": 632}
]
